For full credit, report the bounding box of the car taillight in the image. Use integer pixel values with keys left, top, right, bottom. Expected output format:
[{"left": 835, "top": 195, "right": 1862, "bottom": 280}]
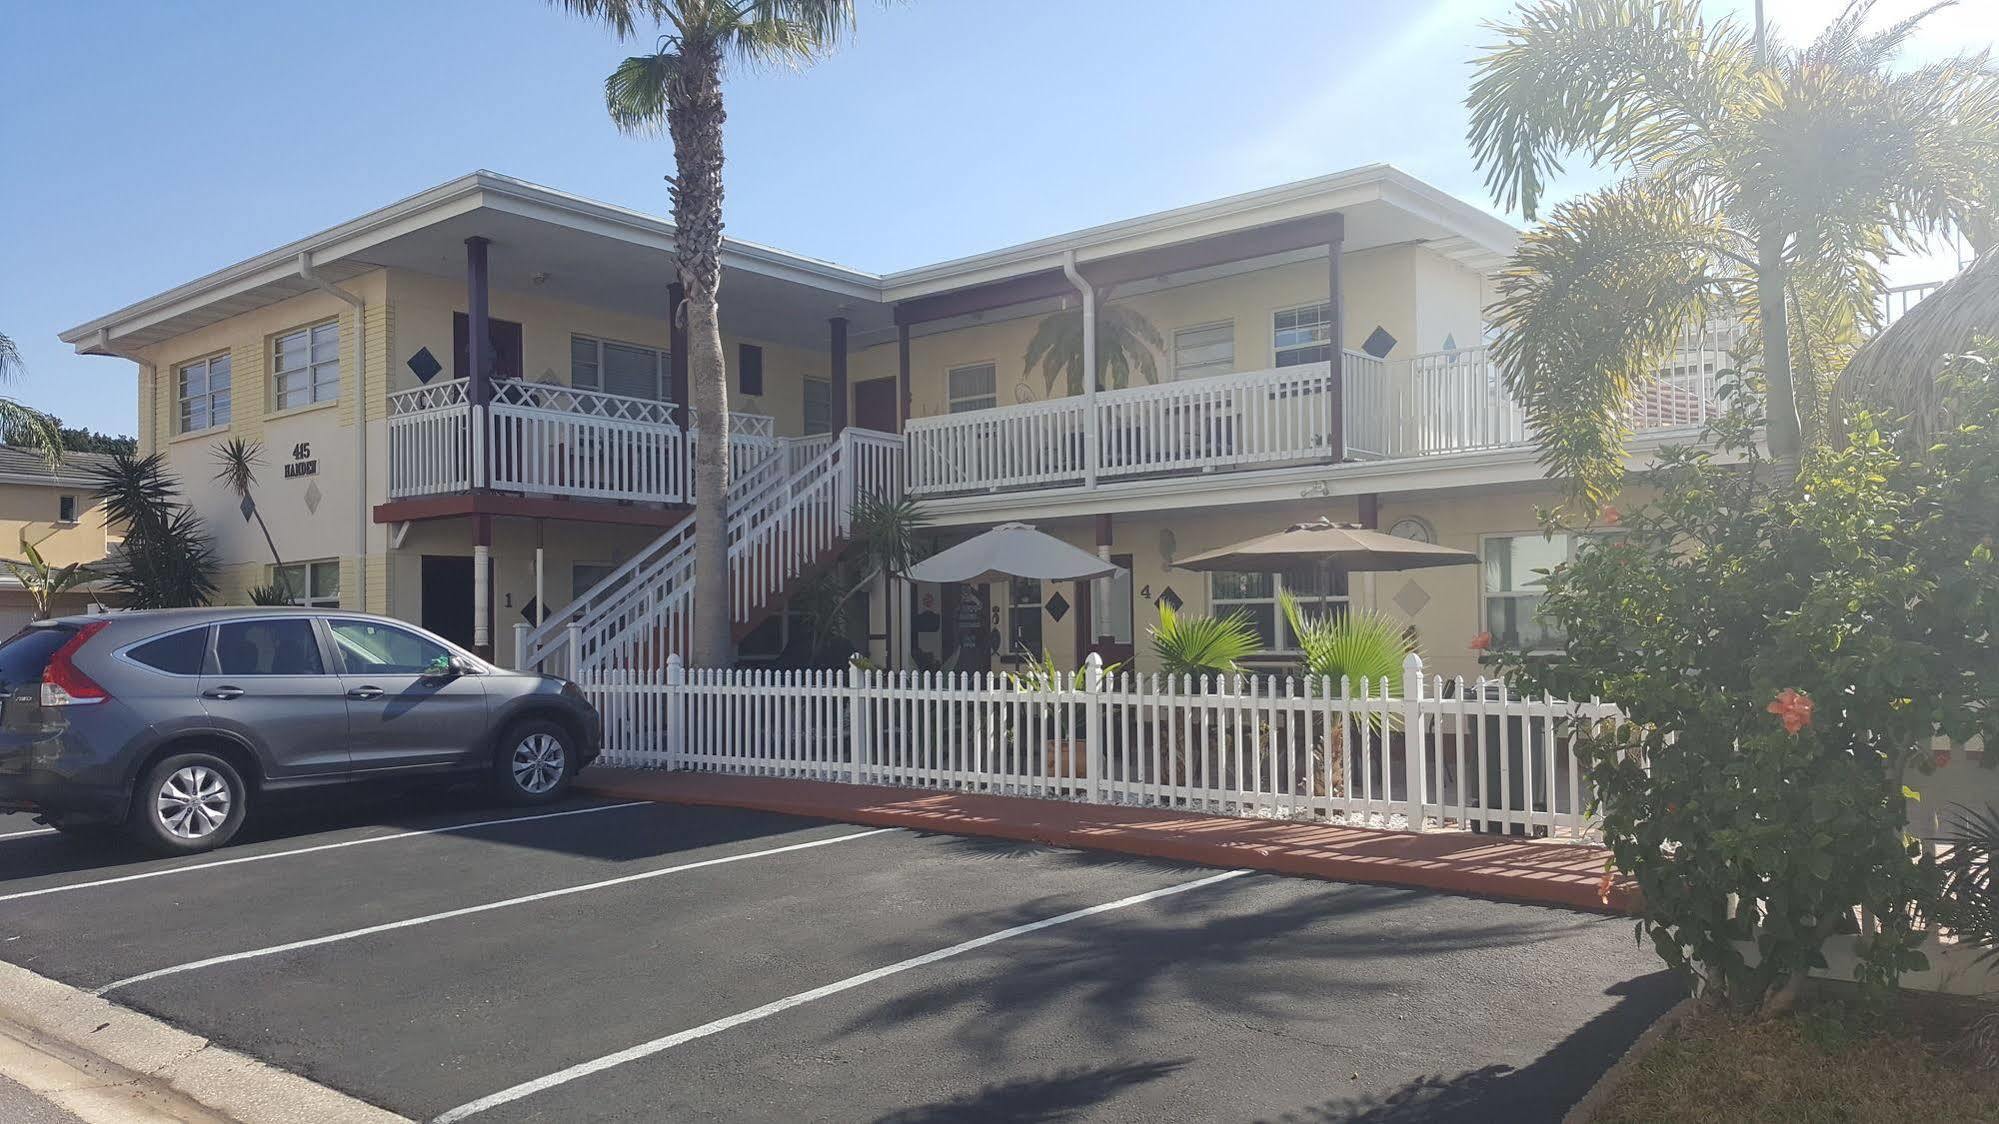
[{"left": 41, "top": 621, "right": 110, "bottom": 707}]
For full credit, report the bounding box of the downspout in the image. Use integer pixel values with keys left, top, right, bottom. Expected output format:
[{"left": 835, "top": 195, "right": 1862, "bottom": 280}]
[
  {"left": 298, "top": 251, "right": 370, "bottom": 612},
  {"left": 1061, "top": 251, "right": 1098, "bottom": 489}
]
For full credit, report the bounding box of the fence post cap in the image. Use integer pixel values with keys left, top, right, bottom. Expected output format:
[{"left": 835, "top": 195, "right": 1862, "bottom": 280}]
[
  {"left": 666, "top": 653, "right": 683, "bottom": 668},
  {"left": 1402, "top": 651, "right": 1424, "bottom": 672}
]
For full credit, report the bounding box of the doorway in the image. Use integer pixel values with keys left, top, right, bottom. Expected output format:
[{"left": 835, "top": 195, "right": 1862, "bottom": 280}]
[
  {"left": 853, "top": 378, "right": 898, "bottom": 433},
  {"left": 421, "top": 556, "right": 477, "bottom": 651},
  {"left": 1087, "top": 554, "right": 1136, "bottom": 666}
]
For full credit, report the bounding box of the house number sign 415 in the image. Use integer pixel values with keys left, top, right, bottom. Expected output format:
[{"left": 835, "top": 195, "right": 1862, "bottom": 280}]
[{"left": 284, "top": 442, "right": 318, "bottom": 479}]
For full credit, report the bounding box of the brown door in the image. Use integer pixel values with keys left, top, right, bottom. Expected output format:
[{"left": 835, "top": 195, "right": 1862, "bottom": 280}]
[{"left": 853, "top": 378, "right": 898, "bottom": 432}]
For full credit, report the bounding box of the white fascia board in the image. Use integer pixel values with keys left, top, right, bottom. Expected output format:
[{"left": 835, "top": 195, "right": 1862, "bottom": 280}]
[{"left": 0, "top": 473, "right": 102, "bottom": 490}]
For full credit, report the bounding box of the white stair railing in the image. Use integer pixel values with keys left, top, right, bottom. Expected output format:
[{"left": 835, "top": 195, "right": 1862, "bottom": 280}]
[{"left": 524, "top": 428, "right": 903, "bottom": 676}]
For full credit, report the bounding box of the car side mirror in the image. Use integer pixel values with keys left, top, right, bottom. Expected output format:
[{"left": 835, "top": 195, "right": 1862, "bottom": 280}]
[
  {"left": 449, "top": 655, "right": 483, "bottom": 676},
  {"left": 422, "top": 655, "right": 459, "bottom": 679}
]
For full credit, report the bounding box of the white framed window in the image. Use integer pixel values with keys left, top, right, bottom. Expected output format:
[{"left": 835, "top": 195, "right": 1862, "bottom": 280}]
[
  {"left": 1208, "top": 569, "right": 1348, "bottom": 653},
  {"left": 273, "top": 559, "right": 341, "bottom": 608},
  {"left": 1480, "top": 533, "right": 1611, "bottom": 652},
  {"left": 176, "top": 352, "right": 231, "bottom": 433},
  {"left": 57, "top": 495, "right": 78, "bottom": 524},
  {"left": 1273, "top": 303, "right": 1333, "bottom": 367},
  {"left": 947, "top": 363, "right": 998, "bottom": 413},
  {"left": 1173, "top": 321, "right": 1234, "bottom": 381},
  {"left": 273, "top": 321, "right": 340, "bottom": 410},
  {"left": 803, "top": 378, "right": 831, "bottom": 435},
  {"left": 571, "top": 334, "right": 666, "bottom": 400}
]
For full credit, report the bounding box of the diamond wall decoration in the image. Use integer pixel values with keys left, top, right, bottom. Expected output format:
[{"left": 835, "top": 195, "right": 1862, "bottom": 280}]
[
  {"left": 519, "top": 597, "right": 540, "bottom": 624},
  {"left": 407, "top": 347, "right": 443, "bottom": 384},
  {"left": 1362, "top": 326, "right": 1399, "bottom": 359},
  {"left": 1393, "top": 579, "right": 1431, "bottom": 618},
  {"left": 1155, "top": 586, "right": 1183, "bottom": 612},
  {"left": 303, "top": 480, "right": 323, "bottom": 514},
  {"left": 1044, "top": 591, "right": 1070, "bottom": 622},
  {"left": 238, "top": 494, "right": 257, "bottom": 522}
]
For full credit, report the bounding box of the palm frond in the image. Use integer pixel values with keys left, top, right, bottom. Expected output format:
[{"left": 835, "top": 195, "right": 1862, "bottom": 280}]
[
  {"left": 605, "top": 50, "right": 680, "bottom": 136},
  {"left": 1467, "top": 0, "right": 1755, "bottom": 219},
  {"left": 729, "top": 0, "right": 858, "bottom": 68},
  {"left": 1021, "top": 297, "right": 1164, "bottom": 395},
  {"left": 1281, "top": 595, "right": 1414, "bottom": 693},
  {"left": 1149, "top": 605, "right": 1262, "bottom": 679},
  {"left": 1490, "top": 178, "right": 1744, "bottom": 505},
  {"left": 546, "top": 0, "right": 671, "bottom": 39},
  {"left": 0, "top": 332, "right": 21, "bottom": 380},
  {"left": 210, "top": 436, "right": 263, "bottom": 497}
]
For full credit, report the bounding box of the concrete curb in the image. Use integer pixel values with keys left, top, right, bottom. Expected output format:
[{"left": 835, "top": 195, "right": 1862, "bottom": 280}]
[
  {"left": 1560, "top": 995, "right": 1699, "bottom": 1124},
  {"left": 578, "top": 769, "right": 1640, "bottom": 916},
  {"left": 0, "top": 961, "right": 407, "bottom": 1124}
]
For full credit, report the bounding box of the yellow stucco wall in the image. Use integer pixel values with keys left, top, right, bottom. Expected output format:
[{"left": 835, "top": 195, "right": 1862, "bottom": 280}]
[{"left": 0, "top": 479, "right": 115, "bottom": 569}]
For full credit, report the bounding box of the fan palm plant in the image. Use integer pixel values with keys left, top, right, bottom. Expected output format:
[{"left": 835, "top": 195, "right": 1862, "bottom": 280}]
[
  {"left": 1148, "top": 604, "right": 1262, "bottom": 679},
  {"left": 211, "top": 437, "right": 284, "bottom": 570},
  {"left": 1022, "top": 295, "right": 1165, "bottom": 395},
  {"left": 1, "top": 541, "right": 97, "bottom": 619},
  {"left": 556, "top": 0, "right": 860, "bottom": 665},
  {"left": 1466, "top": 0, "right": 1999, "bottom": 504},
  {"left": 1281, "top": 595, "right": 1414, "bottom": 697}
]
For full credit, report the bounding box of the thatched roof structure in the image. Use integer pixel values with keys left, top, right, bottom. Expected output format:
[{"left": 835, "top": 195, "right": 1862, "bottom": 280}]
[{"left": 1835, "top": 253, "right": 1999, "bottom": 436}]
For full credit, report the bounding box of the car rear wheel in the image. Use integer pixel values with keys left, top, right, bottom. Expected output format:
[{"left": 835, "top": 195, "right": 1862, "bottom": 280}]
[
  {"left": 492, "top": 719, "right": 575, "bottom": 805},
  {"left": 128, "top": 752, "right": 248, "bottom": 855}
]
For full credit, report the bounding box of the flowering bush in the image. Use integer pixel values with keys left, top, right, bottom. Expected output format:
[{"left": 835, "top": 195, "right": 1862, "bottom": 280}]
[{"left": 1501, "top": 347, "right": 1999, "bottom": 1009}]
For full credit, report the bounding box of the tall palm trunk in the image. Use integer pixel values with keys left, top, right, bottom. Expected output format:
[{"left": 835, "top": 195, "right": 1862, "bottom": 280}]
[
  {"left": 1756, "top": 234, "right": 1804, "bottom": 480},
  {"left": 669, "top": 38, "right": 735, "bottom": 667}
]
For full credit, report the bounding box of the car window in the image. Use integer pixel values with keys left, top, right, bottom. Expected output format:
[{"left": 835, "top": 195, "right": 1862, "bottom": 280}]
[
  {"left": 214, "top": 619, "right": 324, "bottom": 676},
  {"left": 129, "top": 627, "right": 209, "bottom": 675},
  {"left": 0, "top": 626, "right": 73, "bottom": 692},
  {"left": 329, "top": 619, "right": 453, "bottom": 676}
]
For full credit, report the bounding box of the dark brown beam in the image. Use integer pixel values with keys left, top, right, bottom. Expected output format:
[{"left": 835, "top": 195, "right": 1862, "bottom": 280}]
[
  {"left": 896, "top": 322, "right": 912, "bottom": 431},
  {"left": 1327, "top": 224, "right": 1346, "bottom": 462},
  {"left": 465, "top": 237, "right": 491, "bottom": 412},
  {"left": 829, "top": 315, "right": 849, "bottom": 434},
  {"left": 667, "top": 281, "right": 689, "bottom": 409},
  {"left": 373, "top": 493, "right": 695, "bottom": 529},
  {"left": 893, "top": 269, "right": 1072, "bottom": 327}
]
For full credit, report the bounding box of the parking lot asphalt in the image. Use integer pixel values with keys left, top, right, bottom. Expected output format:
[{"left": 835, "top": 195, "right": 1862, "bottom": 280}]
[{"left": 0, "top": 792, "right": 1679, "bottom": 1123}]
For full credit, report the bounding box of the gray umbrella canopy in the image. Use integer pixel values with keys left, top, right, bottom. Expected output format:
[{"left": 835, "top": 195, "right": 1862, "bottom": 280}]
[
  {"left": 903, "top": 522, "right": 1125, "bottom": 586},
  {"left": 1174, "top": 518, "right": 1478, "bottom": 574}
]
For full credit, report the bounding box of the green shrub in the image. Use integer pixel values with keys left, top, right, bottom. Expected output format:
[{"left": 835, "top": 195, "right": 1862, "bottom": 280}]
[
  {"left": 1501, "top": 346, "right": 1999, "bottom": 1009},
  {"left": 1148, "top": 605, "right": 1261, "bottom": 678}
]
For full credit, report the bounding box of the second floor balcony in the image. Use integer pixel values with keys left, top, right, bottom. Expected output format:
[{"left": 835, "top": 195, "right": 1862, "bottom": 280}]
[
  {"left": 903, "top": 336, "right": 1737, "bottom": 498},
  {"left": 387, "top": 379, "right": 777, "bottom": 505}
]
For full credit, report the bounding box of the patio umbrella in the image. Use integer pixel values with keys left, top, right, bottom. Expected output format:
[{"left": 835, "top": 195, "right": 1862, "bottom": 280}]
[
  {"left": 1174, "top": 518, "right": 1478, "bottom": 575},
  {"left": 903, "top": 522, "right": 1124, "bottom": 585}
]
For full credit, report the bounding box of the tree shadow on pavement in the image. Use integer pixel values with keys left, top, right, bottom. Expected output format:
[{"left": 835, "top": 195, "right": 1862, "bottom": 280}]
[
  {"left": 872, "top": 1059, "right": 1191, "bottom": 1123},
  {"left": 1258, "top": 972, "right": 1685, "bottom": 1123}
]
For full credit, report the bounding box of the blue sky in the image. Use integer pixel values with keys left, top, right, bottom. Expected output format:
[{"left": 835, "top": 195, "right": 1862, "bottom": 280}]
[{"left": 2, "top": 0, "right": 1989, "bottom": 437}]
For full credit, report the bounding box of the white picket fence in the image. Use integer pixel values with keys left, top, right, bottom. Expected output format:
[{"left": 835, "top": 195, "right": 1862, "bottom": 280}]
[{"left": 582, "top": 652, "right": 1620, "bottom": 839}]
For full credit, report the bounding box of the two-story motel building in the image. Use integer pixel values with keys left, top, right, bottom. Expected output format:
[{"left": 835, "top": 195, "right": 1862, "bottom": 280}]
[{"left": 58, "top": 167, "right": 1737, "bottom": 681}]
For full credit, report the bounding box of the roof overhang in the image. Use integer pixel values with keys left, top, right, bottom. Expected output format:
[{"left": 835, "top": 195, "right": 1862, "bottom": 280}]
[{"left": 62, "top": 165, "right": 1518, "bottom": 358}]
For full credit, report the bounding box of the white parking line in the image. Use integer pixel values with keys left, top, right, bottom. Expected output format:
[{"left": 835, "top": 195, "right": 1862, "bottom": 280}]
[
  {"left": 0, "top": 828, "right": 56, "bottom": 841},
  {"left": 0, "top": 801, "right": 652, "bottom": 905},
  {"left": 94, "top": 827, "right": 899, "bottom": 996},
  {"left": 431, "top": 868, "right": 1252, "bottom": 1123}
]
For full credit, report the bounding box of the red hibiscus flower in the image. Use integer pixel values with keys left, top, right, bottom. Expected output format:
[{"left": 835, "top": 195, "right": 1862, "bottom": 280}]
[
  {"left": 1768, "top": 688, "right": 1813, "bottom": 735},
  {"left": 1470, "top": 631, "right": 1492, "bottom": 652}
]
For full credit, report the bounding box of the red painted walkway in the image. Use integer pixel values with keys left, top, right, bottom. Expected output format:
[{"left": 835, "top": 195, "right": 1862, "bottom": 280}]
[{"left": 578, "top": 768, "right": 1637, "bottom": 915}]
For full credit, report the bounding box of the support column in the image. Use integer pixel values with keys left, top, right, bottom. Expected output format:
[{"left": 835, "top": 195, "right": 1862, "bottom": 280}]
[
  {"left": 896, "top": 322, "right": 912, "bottom": 432},
  {"left": 466, "top": 237, "right": 492, "bottom": 493},
  {"left": 829, "top": 315, "right": 849, "bottom": 434},
  {"left": 667, "top": 281, "right": 689, "bottom": 410},
  {"left": 473, "top": 513, "right": 493, "bottom": 659},
  {"left": 1326, "top": 216, "right": 1347, "bottom": 462}
]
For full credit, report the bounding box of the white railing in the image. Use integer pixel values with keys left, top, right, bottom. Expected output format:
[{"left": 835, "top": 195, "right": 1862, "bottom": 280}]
[
  {"left": 487, "top": 382, "right": 686, "bottom": 503},
  {"left": 387, "top": 382, "right": 474, "bottom": 498},
  {"left": 583, "top": 652, "right": 1617, "bottom": 840},
  {"left": 905, "top": 353, "right": 1376, "bottom": 495},
  {"left": 386, "top": 379, "right": 776, "bottom": 505},
  {"left": 523, "top": 428, "right": 904, "bottom": 676}
]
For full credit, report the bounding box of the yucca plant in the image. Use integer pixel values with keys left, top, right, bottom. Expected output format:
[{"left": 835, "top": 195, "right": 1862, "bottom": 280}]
[
  {"left": 1148, "top": 605, "right": 1262, "bottom": 679},
  {"left": 247, "top": 583, "right": 293, "bottom": 607},
  {"left": 212, "top": 437, "right": 283, "bottom": 567}
]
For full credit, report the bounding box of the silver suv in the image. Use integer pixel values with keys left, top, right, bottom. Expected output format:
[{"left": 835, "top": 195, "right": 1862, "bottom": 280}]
[{"left": 0, "top": 608, "right": 601, "bottom": 854}]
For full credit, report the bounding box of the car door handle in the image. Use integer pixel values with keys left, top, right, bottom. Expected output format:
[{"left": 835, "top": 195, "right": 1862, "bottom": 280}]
[
  {"left": 346, "top": 686, "right": 385, "bottom": 701},
  {"left": 202, "top": 686, "right": 244, "bottom": 700}
]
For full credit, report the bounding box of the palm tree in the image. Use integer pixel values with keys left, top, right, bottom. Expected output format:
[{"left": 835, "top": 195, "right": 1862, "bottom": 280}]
[
  {"left": 1, "top": 541, "right": 97, "bottom": 620},
  {"left": 1022, "top": 294, "right": 1165, "bottom": 395},
  {"left": 0, "top": 331, "right": 67, "bottom": 463},
  {"left": 1466, "top": 0, "right": 1999, "bottom": 504},
  {"left": 556, "top": 0, "right": 859, "bottom": 666},
  {"left": 211, "top": 437, "right": 284, "bottom": 572}
]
